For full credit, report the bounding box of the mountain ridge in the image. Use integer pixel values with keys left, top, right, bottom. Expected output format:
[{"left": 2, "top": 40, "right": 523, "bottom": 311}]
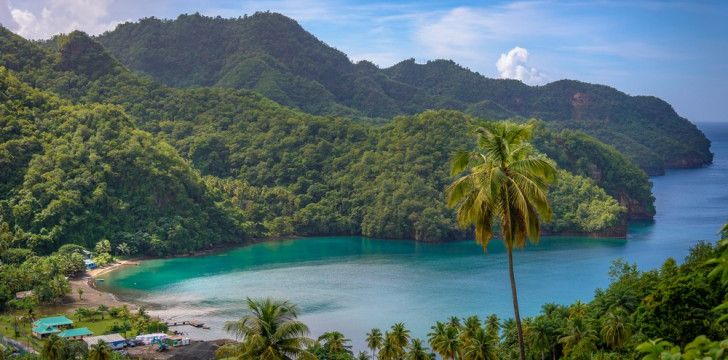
[{"left": 95, "top": 12, "right": 712, "bottom": 175}]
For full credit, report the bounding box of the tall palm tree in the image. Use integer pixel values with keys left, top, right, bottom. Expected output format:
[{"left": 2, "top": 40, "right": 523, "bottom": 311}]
[
  {"left": 406, "top": 339, "right": 431, "bottom": 360},
  {"left": 366, "top": 328, "right": 383, "bottom": 358},
  {"left": 41, "top": 335, "right": 65, "bottom": 360},
  {"left": 461, "top": 328, "right": 498, "bottom": 360},
  {"left": 223, "top": 297, "right": 314, "bottom": 360},
  {"left": 428, "top": 321, "right": 460, "bottom": 360},
  {"left": 88, "top": 340, "right": 113, "bottom": 360},
  {"left": 600, "top": 307, "right": 632, "bottom": 350},
  {"left": 447, "top": 121, "right": 556, "bottom": 360}
]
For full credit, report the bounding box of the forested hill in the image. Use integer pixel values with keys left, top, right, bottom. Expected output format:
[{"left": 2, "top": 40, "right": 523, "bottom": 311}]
[
  {"left": 95, "top": 12, "right": 712, "bottom": 175},
  {"left": 0, "top": 26, "right": 657, "bottom": 254}
]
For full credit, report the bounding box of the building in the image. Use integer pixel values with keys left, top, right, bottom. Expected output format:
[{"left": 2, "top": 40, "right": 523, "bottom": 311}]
[
  {"left": 32, "top": 316, "right": 74, "bottom": 338},
  {"left": 84, "top": 259, "right": 97, "bottom": 269},
  {"left": 83, "top": 334, "right": 127, "bottom": 349},
  {"left": 14, "top": 290, "right": 33, "bottom": 299},
  {"left": 135, "top": 333, "right": 167, "bottom": 345},
  {"left": 59, "top": 327, "right": 93, "bottom": 340}
]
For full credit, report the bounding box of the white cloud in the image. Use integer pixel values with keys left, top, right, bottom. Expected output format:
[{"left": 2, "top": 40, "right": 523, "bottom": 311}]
[
  {"left": 7, "top": 0, "right": 120, "bottom": 39},
  {"left": 496, "top": 46, "right": 545, "bottom": 85}
]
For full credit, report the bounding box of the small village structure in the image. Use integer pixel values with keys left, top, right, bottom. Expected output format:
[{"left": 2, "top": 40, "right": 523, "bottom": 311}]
[
  {"left": 135, "top": 333, "right": 168, "bottom": 345},
  {"left": 83, "top": 334, "right": 127, "bottom": 349},
  {"left": 31, "top": 316, "right": 74, "bottom": 338},
  {"left": 58, "top": 327, "right": 93, "bottom": 340}
]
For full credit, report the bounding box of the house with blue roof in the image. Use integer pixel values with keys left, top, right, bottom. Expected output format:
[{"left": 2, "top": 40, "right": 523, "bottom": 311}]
[
  {"left": 32, "top": 316, "right": 74, "bottom": 338},
  {"left": 59, "top": 327, "right": 93, "bottom": 340}
]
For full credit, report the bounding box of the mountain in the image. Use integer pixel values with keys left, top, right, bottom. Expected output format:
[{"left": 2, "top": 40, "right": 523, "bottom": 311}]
[
  {"left": 0, "top": 25, "right": 656, "bottom": 255},
  {"left": 95, "top": 12, "right": 712, "bottom": 175}
]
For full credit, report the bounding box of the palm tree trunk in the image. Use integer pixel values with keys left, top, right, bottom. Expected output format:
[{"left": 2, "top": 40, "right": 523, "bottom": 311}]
[{"left": 507, "top": 249, "right": 526, "bottom": 360}]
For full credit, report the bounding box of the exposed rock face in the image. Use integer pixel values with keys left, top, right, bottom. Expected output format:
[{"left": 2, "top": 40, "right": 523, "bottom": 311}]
[{"left": 571, "top": 92, "right": 589, "bottom": 120}]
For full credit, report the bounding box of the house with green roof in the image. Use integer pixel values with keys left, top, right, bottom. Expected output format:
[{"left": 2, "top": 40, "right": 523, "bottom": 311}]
[
  {"left": 32, "top": 316, "right": 74, "bottom": 338},
  {"left": 59, "top": 327, "right": 93, "bottom": 340}
]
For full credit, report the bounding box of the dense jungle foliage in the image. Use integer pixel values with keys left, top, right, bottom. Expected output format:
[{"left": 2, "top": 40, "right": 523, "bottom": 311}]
[
  {"left": 0, "top": 26, "right": 657, "bottom": 259},
  {"left": 94, "top": 12, "right": 712, "bottom": 175}
]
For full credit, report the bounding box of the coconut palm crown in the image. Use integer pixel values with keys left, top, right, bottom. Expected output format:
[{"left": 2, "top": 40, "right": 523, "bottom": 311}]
[{"left": 446, "top": 121, "right": 557, "bottom": 360}]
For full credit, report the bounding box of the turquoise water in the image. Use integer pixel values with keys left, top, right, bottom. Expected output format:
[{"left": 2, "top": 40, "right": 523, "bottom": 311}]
[{"left": 99, "top": 123, "right": 728, "bottom": 348}]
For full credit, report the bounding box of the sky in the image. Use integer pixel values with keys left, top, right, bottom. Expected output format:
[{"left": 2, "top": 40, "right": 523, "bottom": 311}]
[{"left": 1, "top": 0, "right": 727, "bottom": 123}]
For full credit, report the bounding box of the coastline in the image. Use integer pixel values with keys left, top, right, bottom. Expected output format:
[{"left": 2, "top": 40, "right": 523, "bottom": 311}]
[{"left": 58, "top": 260, "right": 142, "bottom": 313}]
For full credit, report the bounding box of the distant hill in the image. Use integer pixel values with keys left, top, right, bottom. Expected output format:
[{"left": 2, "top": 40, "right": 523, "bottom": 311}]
[
  {"left": 0, "top": 27, "right": 653, "bottom": 252},
  {"left": 95, "top": 12, "right": 712, "bottom": 175}
]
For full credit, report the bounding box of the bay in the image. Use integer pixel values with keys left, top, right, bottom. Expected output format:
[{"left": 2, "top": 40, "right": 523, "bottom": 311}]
[{"left": 99, "top": 122, "right": 728, "bottom": 349}]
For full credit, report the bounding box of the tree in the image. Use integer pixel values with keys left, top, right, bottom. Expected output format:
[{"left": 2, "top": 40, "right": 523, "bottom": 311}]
[
  {"left": 318, "top": 331, "right": 352, "bottom": 357},
  {"left": 461, "top": 328, "right": 498, "bottom": 360},
  {"left": 379, "top": 335, "right": 400, "bottom": 360},
  {"left": 223, "top": 297, "right": 314, "bottom": 359},
  {"left": 366, "top": 328, "right": 383, "bottom": 358},
  {"left": 428, "top": 321, "right": 459, "bottom": 360},
  {"left": 405, "top": 338, "right": 430, "bottom": 360},
  {"left": 446, "top": 121, "right": 556, "bottom": 360},
  {"left": 88, "top": 339, "right": 113, "bottom": 360},
  {"left": 600, "top": 307, "right": 632, "bottom": 350},
  {"left": 96, "top": 304, "right": 109, "bottom": 320},
  {"left": 116, "top": 242, "right": 132, "bottom": 256},
  {"left": 41, "top": 334, "right": 65, "bottom": 360},
  {"left": 389, "top": 322, "right": 411, "bottom": 356},
  {"left": 94, "top": 239, "right": 111, "bottom": 255}
]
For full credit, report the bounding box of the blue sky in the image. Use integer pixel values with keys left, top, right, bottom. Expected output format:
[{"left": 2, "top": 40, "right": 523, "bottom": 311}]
[{"left": 2, "top": 0, "right": 727, "bottom": 123}]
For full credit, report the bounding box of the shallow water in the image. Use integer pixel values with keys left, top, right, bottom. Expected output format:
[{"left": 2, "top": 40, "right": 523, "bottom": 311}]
[{"left": 99, "top": 122, "right": 728, "bottom": 349}]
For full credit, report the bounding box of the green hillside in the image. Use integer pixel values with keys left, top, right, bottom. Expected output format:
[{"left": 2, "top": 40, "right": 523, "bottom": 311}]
[
  {"left": 95, "top": 12, "right": 712, "bottom": 175},
  {"left": 0, "top": 27, "right": 658, "bottom": 255},
  {"left": 0, "top": 67, "right": 249, "bottom": 255}
]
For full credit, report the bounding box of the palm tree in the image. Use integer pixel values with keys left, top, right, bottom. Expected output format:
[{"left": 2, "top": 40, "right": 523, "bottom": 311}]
[
  {"left": 447, "top": 316, "right": 462, "bottom": 330},
  {"left": 319, "top": 331, "right": 352, "bottom": 355},
  {"left": 485, "top": 315, "right": 500, "bottom": 343},
  {"left": 366, "top": 328, "right": 383, "bottom": 357},
  {"left": 559, "top": 316, "right": 598, "bottom": 359},
  {"left": 97, "top": 304, "right": 109, "bottom": 320},
  {"left": 379, "top": 335, "right": 400, "bottom": 360},
  {"left": 41, "top": 335, "right": 65, "bottom": 360},
  {"left": 88, "top": 340, "right": 113, "bottom": 360},
  {"left": 461, "top": 315, "right": 482, "bottom": 346},
  {"left": 446, "top": 121, "right": 556, "bottom": 360},
  {"left": 461, "top": 328, "right": 498, "bottom": 360},
  {"left": 600, "top": 307, "right": 632, "bottom": 350},
  {"left": 223, "top": 297, "right": 314, "bottom": 360},
  {"left": 406, "top": 339, "right": 431, "bottom": 360},
  {"left": 357, "top": 351, "right": 372, "bottom": 360},
  {"left": 389, "top": 322, "right": 411, "bottom": 354},
  {"left": 524, "top": 319, "right": 551, "bottom": 360},
  {"left": 428, "top": 321, "right": 459, "bottom": 360}
]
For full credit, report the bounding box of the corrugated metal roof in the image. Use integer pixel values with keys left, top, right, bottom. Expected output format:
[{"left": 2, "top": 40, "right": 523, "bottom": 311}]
[{"left": 59, "top": 327, "right": 93, "bottom": 337}]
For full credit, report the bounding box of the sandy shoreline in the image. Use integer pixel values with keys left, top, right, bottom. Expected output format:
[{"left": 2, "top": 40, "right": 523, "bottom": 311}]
[{"left": 61, "top": 260, "right": 141, "bottom": 312}]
